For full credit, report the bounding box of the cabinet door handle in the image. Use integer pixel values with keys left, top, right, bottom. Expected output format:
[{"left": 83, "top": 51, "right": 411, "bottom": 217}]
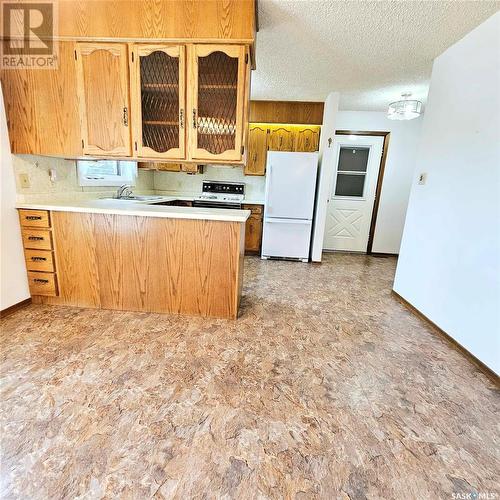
[
  {"left": 33, "top": 278, "right": 49, "bottom": 284},
  {"left": 179, "top": 109, "right": 184, "bottom": 129},
  {"left": 31, "top": 256, "right": 47, "bottom": 261},
  {"left": 28, "top": 236, "right": 44, "bottom": 241},
  {"left": 123, "top": 107, "right": 128, "bottom": 127},
  {"left": 192, "top": 109, "right": 197, "bottom": 129},
  {"left": 26, "top": 215, "right": 42, "bottom": 221}
]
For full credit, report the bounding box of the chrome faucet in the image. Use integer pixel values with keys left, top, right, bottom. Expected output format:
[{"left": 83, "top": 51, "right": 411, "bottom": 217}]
[{"left": 116, "top": 184, "right": 133, "bottom": 199}]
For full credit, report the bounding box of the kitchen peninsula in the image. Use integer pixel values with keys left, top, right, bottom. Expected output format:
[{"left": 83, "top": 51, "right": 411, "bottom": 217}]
[{"left": 16, "top": 199, "right": 250, "bottom": 319}]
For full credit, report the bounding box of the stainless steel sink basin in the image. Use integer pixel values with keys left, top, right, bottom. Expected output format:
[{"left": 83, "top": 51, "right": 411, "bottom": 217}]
[{"left": 102, "top": 195, "right": 167, "bottom": 202}]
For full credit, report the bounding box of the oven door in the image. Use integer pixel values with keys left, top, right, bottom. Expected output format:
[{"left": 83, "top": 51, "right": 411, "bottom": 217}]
[{"left": 193, "top": 200, "right": 242, "bottom": 210}]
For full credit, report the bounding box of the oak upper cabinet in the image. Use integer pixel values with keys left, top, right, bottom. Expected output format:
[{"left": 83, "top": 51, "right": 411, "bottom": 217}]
[
  {"left": 294, "top": 126, "right": 321, "bottom": 152},
  {"left": 244, "top": 125, "right": 268, "bottom": 175},
  {"left": 268, "top": 126, "right": 294, "bottom": 151},
  {"left": 131, "top": 45, "right": 186, "bottom": 159},
  {"left": 75, "top": 43, "right": 131, "bottom": 156},
  {"left": 189, "top": 44, "right": 247, "bottom": 162}
]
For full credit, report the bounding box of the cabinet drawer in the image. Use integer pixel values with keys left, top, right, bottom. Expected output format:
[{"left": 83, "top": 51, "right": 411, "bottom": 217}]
[
  {"left": 22, "top": 228, "right": 53, "bottom": 250},
  {"left": 24, "top": 249, "right": 55, "bottom": 272},
  {"left": 19, "top": 209, "right": 51, "bottom": 228},
  {"left": 242, "top": 204, "right": 263, "bottom": 216},
  {"left": 27, "top": 271, "right": 58, "bottom": 296}
]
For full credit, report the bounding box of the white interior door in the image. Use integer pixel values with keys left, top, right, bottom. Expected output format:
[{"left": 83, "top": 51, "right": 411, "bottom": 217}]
[{"left": 323, "top": 135, "right": 384, "bottom": 252}]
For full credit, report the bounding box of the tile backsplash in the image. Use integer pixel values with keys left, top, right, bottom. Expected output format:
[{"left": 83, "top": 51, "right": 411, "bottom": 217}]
[
  {"left": 13, "top": 155, "right": 154, "bottom": 202},
  {"left": 154, "top": 165, "right": 266, "bottom": 202},
  {"left": 12, "top": 155, "right": 266, "bottom": 203}
]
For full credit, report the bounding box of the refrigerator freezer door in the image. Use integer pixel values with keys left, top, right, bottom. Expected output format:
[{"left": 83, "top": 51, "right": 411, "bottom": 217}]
[
  {"left": 265, "top": 152, "right": 318, "bottom": 220},
  {"left": 261, "top": 218, "right": 313, "bottom": 260}
]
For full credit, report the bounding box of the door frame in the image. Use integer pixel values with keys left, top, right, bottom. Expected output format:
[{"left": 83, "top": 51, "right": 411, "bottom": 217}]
[{"left": 335, "top": 130, "right": 390, "bottom": 254}]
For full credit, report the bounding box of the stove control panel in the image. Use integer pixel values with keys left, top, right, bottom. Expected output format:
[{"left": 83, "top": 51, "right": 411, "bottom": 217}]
[{"left": 201, "top": 181, "right": 245, "bottom": 197}]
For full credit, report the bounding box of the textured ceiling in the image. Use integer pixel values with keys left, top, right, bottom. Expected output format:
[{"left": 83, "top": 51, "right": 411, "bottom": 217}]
[{"left": 251, "top": 0, "right": 500, "bottom": 110}]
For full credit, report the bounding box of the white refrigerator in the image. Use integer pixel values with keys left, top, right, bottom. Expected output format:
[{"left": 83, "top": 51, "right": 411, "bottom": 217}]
[{"left": 261, "top": 151, "right": 319, "bottom": 262}]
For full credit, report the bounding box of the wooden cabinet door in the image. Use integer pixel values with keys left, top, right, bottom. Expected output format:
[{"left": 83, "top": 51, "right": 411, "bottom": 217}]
[
  {"left": 131, "top": 44, "right": 186, "bottom": 160},
  {"left": 75, "top": 43, "right": 131, "bottom": 156},
  {"left": 244, "top": 215, "right": 263, "bottom": 253},
  {"left": 294, "top": 126, "right": 321, "bottom": 152},
  {"left": 243, "top": 204, "right": 263, "bottom": 253},
  {"left": 189, "top": 44, "right": 247, "bottom": 161},
  {"left": 1, "top": 41, "right": 82, "bottom": 156},
  {"left": 245, "top": 125, "right": 268, "bottom": 175},
  {"left": 268, "top": 126, "right": 294, "bottom": 151}
]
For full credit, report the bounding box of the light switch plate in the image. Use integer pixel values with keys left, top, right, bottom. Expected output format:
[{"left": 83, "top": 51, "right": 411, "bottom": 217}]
[
  {"left": 418, "top": 173, "right": 427, "bottom": 185},
  {"left": 19, "top": 173, "right": 31, "bottom": 188}
]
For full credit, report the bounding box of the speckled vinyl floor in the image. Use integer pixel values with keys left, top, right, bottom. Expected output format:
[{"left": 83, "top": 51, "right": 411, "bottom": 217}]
[{"left": 1, "top": 254, "right": 498, "bottom": 499}]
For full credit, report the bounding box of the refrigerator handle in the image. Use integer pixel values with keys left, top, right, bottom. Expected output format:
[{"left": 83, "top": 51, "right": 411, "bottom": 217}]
[{"left": 267, "top": 163, "right": 272, "bottom": 211}]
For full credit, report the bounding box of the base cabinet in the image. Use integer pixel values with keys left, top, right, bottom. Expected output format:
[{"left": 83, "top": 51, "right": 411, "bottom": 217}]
[
  {"left": 27, "top": 210, "right": 245, "bottom": 319},
  {"left": 18, "top": 210, "right": 59, "bottom": 297},
  {"left": 243, "top": 204, "right": 263, "bottom": 254}
]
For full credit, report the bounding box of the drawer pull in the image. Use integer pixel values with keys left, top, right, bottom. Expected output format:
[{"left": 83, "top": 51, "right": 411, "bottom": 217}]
[
  {"left": 33, "top": 278, "right": 49, "bottom": 284},
  {"left": 26, "top": 216, "right": 42, "bottom": 220},
  {"left": 31, "top": 256, "right": 47, "bottom": 261},
  {"left": 28, "top": 236, "right": 44, "bottom": 241}
]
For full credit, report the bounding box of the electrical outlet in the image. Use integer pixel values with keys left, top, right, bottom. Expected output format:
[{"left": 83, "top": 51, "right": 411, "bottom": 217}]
[
  {"left": 418, "top": 173, "right": 427, "bottom": 185},
  {"left": 19, "top": 173, "right": 31, "bottom": 188}
]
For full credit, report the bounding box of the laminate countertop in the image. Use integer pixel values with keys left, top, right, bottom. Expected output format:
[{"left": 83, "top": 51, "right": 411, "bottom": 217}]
[{"left": 16, "top": 197, "right": 251, "bottom": 223}]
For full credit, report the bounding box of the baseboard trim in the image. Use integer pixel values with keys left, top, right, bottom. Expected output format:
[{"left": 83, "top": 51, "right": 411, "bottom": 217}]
[
  {"left": 392, "top": 290, "right": 499, "bottom": 386},
  {"left": 0, "top": 298, "right": 32, "bottom": 319},
  {"left": 323, "top": 250, "right": 398, "bottom": 257}
]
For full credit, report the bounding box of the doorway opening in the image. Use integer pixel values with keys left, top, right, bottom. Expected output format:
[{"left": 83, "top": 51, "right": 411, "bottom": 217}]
[{"left": 323, "top": 130, "right": 390, "bottom": 254}]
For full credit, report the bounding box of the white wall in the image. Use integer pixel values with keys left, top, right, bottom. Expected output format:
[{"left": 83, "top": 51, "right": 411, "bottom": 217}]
[
  {"left": 335, "top": 111, "right": 423, "bottom": 254},
  {"left": 0, "top": 87, "right": 30, "bottom": 310},
  {"left": 312, "top": 92, "right": 340, "bottom": 261},
  {"left": 394, "top": 13, "right": 500, "bottom": 374}
]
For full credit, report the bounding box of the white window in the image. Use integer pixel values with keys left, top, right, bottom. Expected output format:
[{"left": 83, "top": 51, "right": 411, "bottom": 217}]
[
  {"left": 77, "top": 160, "right": 138, "bottom": 187},
  {"left": 334, "top": 147, "right": 369, "bottom": 198}
]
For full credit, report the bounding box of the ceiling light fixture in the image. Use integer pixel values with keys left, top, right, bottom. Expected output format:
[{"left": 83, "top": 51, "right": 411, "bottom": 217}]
[{"left": 387, "top": 92, "right": 422, "bottom": 121}]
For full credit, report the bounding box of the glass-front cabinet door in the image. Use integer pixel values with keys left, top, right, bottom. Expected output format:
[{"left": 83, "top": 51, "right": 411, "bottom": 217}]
[
  {"left": 132, "top": 45, "right": 185, "bottom": 159},
  {"left": 189, "top": 45, "right": 246, "bottom": 161}
]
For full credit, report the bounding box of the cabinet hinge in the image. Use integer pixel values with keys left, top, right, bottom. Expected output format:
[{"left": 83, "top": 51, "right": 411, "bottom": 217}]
[{"left": 245, "top": 53, "right": 248, "bottom": 64}]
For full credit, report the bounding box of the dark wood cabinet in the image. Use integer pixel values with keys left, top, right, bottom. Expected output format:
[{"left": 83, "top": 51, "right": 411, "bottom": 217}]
[
  {"left": 243, "top": 204, "right": 263, "bottom": 253},
  {"left": 245, "top": 124, "right": 321, "bottom": 176}
]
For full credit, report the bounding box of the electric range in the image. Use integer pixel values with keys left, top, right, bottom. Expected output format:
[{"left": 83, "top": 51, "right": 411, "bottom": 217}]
[{"left": 193, "top": 180, "right": 245, "bottom": 209}]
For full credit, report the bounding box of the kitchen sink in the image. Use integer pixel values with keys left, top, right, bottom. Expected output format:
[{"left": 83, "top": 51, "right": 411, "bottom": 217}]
[{"left": 102, "top": 195, "right": 168, "bottom": 202}]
